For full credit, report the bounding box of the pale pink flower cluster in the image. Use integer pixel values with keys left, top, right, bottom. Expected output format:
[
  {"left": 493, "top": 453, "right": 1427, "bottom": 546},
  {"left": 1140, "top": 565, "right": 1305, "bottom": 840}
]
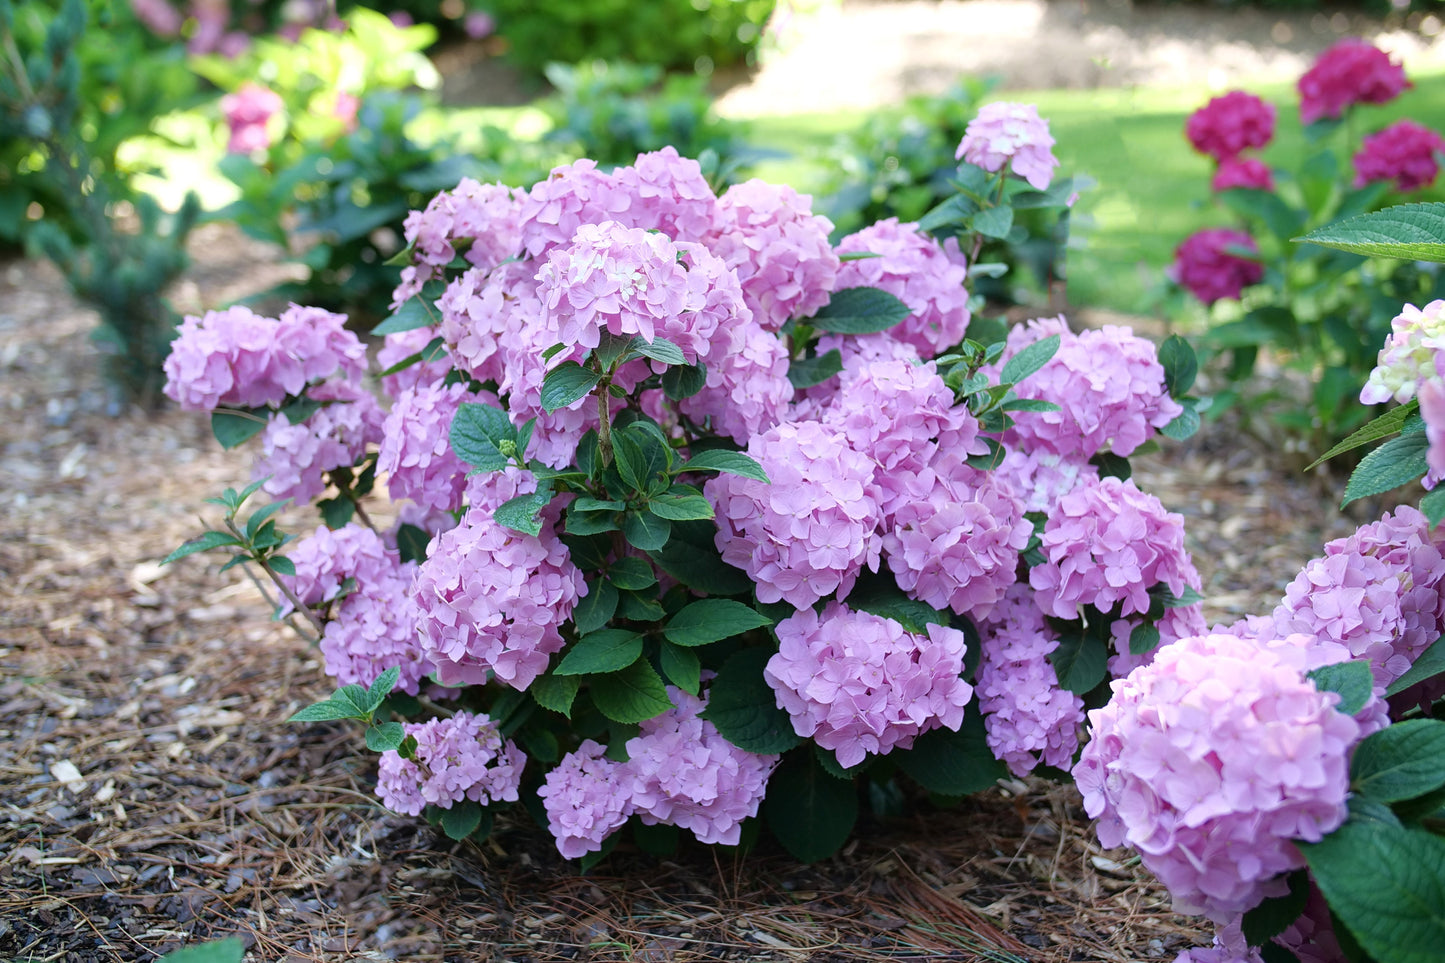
[
  {"left": 833, "top": 219, "right": 971, "bottom": 358},
  {"left": 394, "top": 179, "right": 524, "bottom": 304},
  {"left": 766, "top": 603, "right": 973, "bottom": 768},
  {"left": 975, "top": 585, "right": 1085, "bottom": 776},
  {"left": 1298, "top": 38, "right": 1411, "bottom": 125},
  {"left": 1030, "top": 475, "right": 1196, "bottom": 620},
  {"left": 412, "top": 506, "right": 585, "bottom": 690},
  {"left": 376, "top": 711, "right": 526, "bottom": 816},
  {"left": 377, "top": 382, "right": 480, "bottom": 513},
  {"left": 992, "top": 447, "right": 1100, "bottom": 514},
  {"left": 1359, "top": 299, "right": 1445, "bottom": 404},
  {"left": 283, "top": 523, "right": 433, "bottom": 694},
  {"left": 1074, "top": 632, "right": 1361, "bottom": 922},
  {"left": 251, "top": 382, "right": 385, "bottom": 505},
  {"left": 955, "top": 102, "right": 1060, "bottom": 190},
  {"left": 678, "top": 316, "right": 794, "bottom": 443},
  {"left": 992, "top": 318, "right": 1183, "bottom": 459},
  {"left": 163, "top": 304, "right": 367, "bottom": 411},
  {"left": 376, "top": 326, "right": 452, "bottom": 397},
  {"left": 538, "top": 687, "right": 778, "bottom": 857}
]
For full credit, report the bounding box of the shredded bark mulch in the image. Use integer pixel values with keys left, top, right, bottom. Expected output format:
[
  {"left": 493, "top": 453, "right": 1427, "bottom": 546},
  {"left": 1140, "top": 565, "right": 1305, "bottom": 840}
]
[{"left": 0, "top": 229, "right": 1373, "bottom": 961}]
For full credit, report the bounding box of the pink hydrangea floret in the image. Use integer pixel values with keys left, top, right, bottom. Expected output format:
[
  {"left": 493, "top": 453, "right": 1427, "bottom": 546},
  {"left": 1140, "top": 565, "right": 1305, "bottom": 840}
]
[
  {"left": 1211, "top": 156, "right": 1275, "bottom": 193},
  {"left": 1361, "top": 300, "right": 1445, "bottom": 404},
  {"left": 377, "top": 382, "right": 480, "bottom": 513},
  {"left": 956, "top": 102, "right": 1060, "bottom": 190},
  {"left": 250, "top": 382, "right": 384, "bottom": 505},
  {"left": 376, "top": 711, "right": 525, "bottom": 816},
  {"left": 537, "top": 740, "right": 634, "bottom": 859}
]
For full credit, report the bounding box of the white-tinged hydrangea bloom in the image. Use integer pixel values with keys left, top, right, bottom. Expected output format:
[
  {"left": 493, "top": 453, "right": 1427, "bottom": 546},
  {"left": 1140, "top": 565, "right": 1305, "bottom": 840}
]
[
  {"left": 1359, "top": 299, "right": 1445, "bottom": 404},
  {"left": 881, "top": 456, "right": 1031, "bottom": 620},
  {"left": 992, "top": 447, "right": 1100, "bottom": 514},
  {"left": 1073, "top": 632, "right": 1362, "bottom": 922},
  {"left": 833, "top": 219, "right": 971, "bottom": 359},
  {"left": 956, "top": 102, "right": 1060, "bottom": 190},
  {"left": 766, "top": 603, "right": 974, "bottom": 768},
  {"left": 376, "top": 711, "right": 526, "bottom": 816},
  {"left": 625, "top": 686, "right": 779, "bottom": 845},
  {"left": 537, "top": 739, "right": 634, "bottom": 859},
  {"left": 412, "top": 505, "right": 585, "bottom": 690},
  {"left": 975, "top": 585, "right": 1085, "bottom": 776},
  {"left": 1030, "top": 475, "right": 1196, "bottom": 620},
  {"left": 991, "top": 318, "right": 1183, "bottom": 460},
  {"left": 706, "top": 420, "right": 881, "bottom": 608},
  {"left": 251, "top": 381, "right": 385, "bottom": 505},
  {"left": 706, "top": 179, "right": 839, "bottom": 331},
  {"left": 377, "top": 382, "right": 482, "bottom": 514}
]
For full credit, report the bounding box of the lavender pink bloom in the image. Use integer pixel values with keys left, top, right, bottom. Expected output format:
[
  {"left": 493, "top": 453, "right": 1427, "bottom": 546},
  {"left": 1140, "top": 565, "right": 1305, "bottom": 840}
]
[
  {"left": 1298, "top": 38, "right": 1411, "bottom": 125},
  {"left": 376, "top": 711, "right": 526, "bottom": 816},
  {"left": 222, "top": 83, "right": 283, "bottom": 154},
  {"left": 956, "top": 102, "right": 1060, "bottom": 190}
]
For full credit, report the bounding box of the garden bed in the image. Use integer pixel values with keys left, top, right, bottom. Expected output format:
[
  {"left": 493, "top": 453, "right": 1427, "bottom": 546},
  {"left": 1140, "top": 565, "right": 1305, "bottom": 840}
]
[{"left": 0, "top": 226, "right": 1369, "bottom": 962}]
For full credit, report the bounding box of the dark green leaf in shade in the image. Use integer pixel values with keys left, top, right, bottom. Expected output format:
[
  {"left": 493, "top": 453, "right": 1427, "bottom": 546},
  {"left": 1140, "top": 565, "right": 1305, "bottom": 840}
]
[
  {"left": 365, "top": 721, "right": 407, "bottom": 753},
  {"left": 589, "top": 661, "right": 674, "bottom": 724},
  {"left": 162, "top": 530, "right": 241, "bottom": 565},
  {"left": 894, "top": 709, "right": 1007, "bottom": 796},
  {"left": 764, "top": 750, "right": 858, "bottom": 862},
  {"left": 676, "top": 448, "right": 769, "bottom": 482},
  {"left": 494, "top": 490, "right": 551, "bottom": 537},
  {"left": 318, "top": 495, "right": 356, "bottom": 529},
  {"left": 617, "top": 590, "right": 665, "bottom": 621},
  {"left": 592, "top": 331, "right": 634, "bottom": 371},
  {"left": 970, "top": 203, "right": 1014, "bottom": 239},
  {"left": 622, "top": 509, "right": 671, "bottom": 552},
  {"left": 966, "top": 436, "right": 1007, "bottom": 471},
  {"left": 440, "top": 799, "right": 483, "bottom": 840},
  {"left": 815, "top": 745, "right": 868, "bottom": 780},
  {"left": 566, "top": 510, "right": 621, "bottom": 536},
  {"left": 787, "top": 349, "right": 844, "bottom": 390},
  {"left": 1159, "top": 334, "right": 1198, "bottom": 396},
  {"left": 211, "top": 408, "right": 267, "bottom": 449},
  {"left": 646, "top": 490, "right": 715, "bottom": 521},
  {"left": 1350, "top": 719, "right": 1445, "bottom": 803},
  {"left": 846, "top": 572, "right": 950, "bottom": 635},
  {"left": 267, "top": 555, "right": 297, "bottom": 577},
  {"left": 370, "top": 281, "right": 444, "bottom": 335},
  {"left": 530, "top": 673, "right": 579, "bottom": 716},
  {"left": 607, "top": 557, "right": 657, "bottom": 591},
  {"left": 574, "top": 578, "right": 619, "bottom": 635},
  {"left": 395, "top": 522, "right": 430, "bottom": 564},
  {"left": 367, "top": 666, "right": 400, "bottom": 709},
  {"left": 918, "top": 193, "right": 980, "bottom": 234},
  {"left": 1302, "top": 815, "right": 1445, "bottom": 963},
  {"left": 1129, "top": 624, "right": 1161, "bottom": 656},
  {"left": 809, "top": 286, "right": 911, "bottom": 335},
  {"left": 288, "top": 699, "right": 363, "bottom": 723},
  {"left": 1422, "top": 488, "right": 1445, "bottom": 531},
  {"left": 660, "top": 640, "right": 701, "bottom": 696},
  {"left": 1386, "top": 635, "right": 1445, "bottom": 697},
  {"left": 1242, "top": 870, "right": 1311, "bottom": 947},
  {"left": 664, "top": 599, "right": 773, "bottom": 647},
  {"left": 1047, "top": 619, "right": 1110, "bottom": 695},
  {"left": 699, "top": 647, "right": 801, "bottom": 754},
  {"left": 540, "top": 361, "right": 601, "bottom": 413},
  {"left": 632, "top": 820, "right": 679, "bottom": 856},
  {"left": 1090, "top": 451, "right": 1132, "bottom": 481},
  {"left": 999, "top": 334, "right": 1060, "bottom": 386},
  {"left": 647, "top": 541, "right": 753, "bottom": 596},
  {"left": 1306, "top": 661, "right": 1374, "bottom": 716},
  {"left": 556, "top": 629, "right": 644, "bottom": 676},
  {"left": 1000, "top": 398, "right": 1061, "bottom": 413},
  {"left": 1160, "top": 404, "right": 1201, "bottom": 441},
  {"left": 450, "top": 402, "right": 516, "bottom": 471},
  {"left": 662, "top": 362, "right": 708, "bottom": 400}
]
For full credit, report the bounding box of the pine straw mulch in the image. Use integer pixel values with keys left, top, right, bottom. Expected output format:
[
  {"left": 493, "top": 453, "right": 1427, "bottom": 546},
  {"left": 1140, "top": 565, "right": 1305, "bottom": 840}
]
[{"left": 0, "top": 228, "right": 1373, "bottom": 963}]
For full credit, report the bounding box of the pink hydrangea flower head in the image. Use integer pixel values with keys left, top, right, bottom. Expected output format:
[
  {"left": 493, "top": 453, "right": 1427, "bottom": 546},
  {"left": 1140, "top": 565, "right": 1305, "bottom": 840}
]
[
  {"left": 1298, "top": 39, "right": 1411, "bottom": 125},
  {"left": 975, "top": 585, "right": 1085, "bottom": 776},
  {"left": 378, "top": 382, "right": 485, "bottom": 514},
  {"left": 1073, "top": 632, "right": 1362, "bottom": 921},
  {"left": 1168, "top": 229, "right": 1264, "bottom": 305},
  {"left": 537, "top": 740, "right": 634, "bottom": 858},
  {"left": 376, "top": 325, "right": 452, "bottom": 398},
  {"left": 1030, "top": 474, "right": 1195, "bottom": 620},
  {"left": 517, "top": 159, "right": 631, "bottom": 259},
  {"left": 677, "top": 316, "right": 793, "bottom": 443},
  {"left": 400, "top": 179, "right": 525, "bottom": 294},
  {"left": 222, "top": 83, "right": 283, "bottom": 154},
  {"left": 412, "top": 505, "right": 585, "bottom": 690},
  {"left": 376, "top": 711, "right": 526, "bottom": 816},
  {"left": 1212, "top": 156, "right": 1276, "bottom": 193},
  {"left": 832, "top": 219, "right": 971, "bottom": 358},
  {"left": 614, "top": 146, "right": 721, "bottom": 242},
  {"left": 251, "top": 380, "right": 385, "bottom": 505},
  {"left": 956, "top": 102, "right": 1060, "bottom": 190},
  {"left": 989, "top": 320, "right": 1183, "bottom": 460},
  {"left": 707, "top": 179, "right": 839, "bottom": 331},
  {"left": 1422, "top": 374, "right": 1445, "bottom": 483},
  {"left": 1354, "top": 119, "right": 1445, "bottom": 191},
  {"left": 881, "top": 459, "right": 1031, "bottom": 620},
  {"left": 1361, "top": 299, "right": 1445, "bottom": 404},
  {"left": 767, "top": 603, "right": 974, "bottom": 768},
  {"left": 992, "top": 447, "right": 1100, "bottom": 514},
  {"left": 706, "top": 419, "right": 881, "bottom": 608},
  {"left": 792, "top": 331, "right": 922, "bottom": 412},
  {"left": 625, "top": 686, "right": 779, "bottom": 845},
  {"left": 1185, "top": 91, "right": 1276, "bottom": 162}
]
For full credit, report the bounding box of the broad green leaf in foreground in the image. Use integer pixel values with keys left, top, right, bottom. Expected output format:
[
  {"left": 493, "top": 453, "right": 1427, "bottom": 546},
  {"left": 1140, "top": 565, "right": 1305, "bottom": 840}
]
[{"left": 1298, "top": 203, "right": 1445, "bottom": 263}]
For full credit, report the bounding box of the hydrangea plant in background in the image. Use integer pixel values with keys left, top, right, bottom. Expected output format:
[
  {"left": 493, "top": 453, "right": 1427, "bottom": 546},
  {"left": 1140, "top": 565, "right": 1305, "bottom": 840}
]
[
  {"left": 163, "top": 104, "right": 1210, "bottom": 866},
  {"left": 1168, "top": 38, "right": 1445, "bottom": 453}
]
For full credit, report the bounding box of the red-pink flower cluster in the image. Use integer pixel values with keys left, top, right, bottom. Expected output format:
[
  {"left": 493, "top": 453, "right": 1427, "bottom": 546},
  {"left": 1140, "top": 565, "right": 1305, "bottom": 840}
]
[
  {"left": 1352, "top": 119, "right": 1445, "bottom": 191},
  {"left": 1211, "top": 156, "right": 1275, "bottom": 193},
  {"left": 1298, "top": 38, "right": 1410, "bottom": 125},
  {"left": 1168, "top": 228, "right": 1264, "bottom": 305},
  {"left": 1186, "top": 91, "right": 1276, "bottom": 163},
  {"left": 222, "top": 83, "right": 283, "bottom": 154}
]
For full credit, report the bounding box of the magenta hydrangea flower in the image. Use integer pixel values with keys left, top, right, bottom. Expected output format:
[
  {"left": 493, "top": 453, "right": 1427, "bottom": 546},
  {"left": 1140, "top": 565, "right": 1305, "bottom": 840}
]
[
  {"left": 376, "top": 711, "right": 526, "bottom": 816},
  {"left": 767, "top": 602, "right": 974, "bottom": 768},
  {"left": 707, "top": 179, "right": 840, "bottom": 331},
  {"left": 1360, "top": 299, "right": 1445, "bottom": 404},
  {"left": 1073, "top": 632, "right": 1362, "bottom": 922},
  {"left": 1298, "top": 39, "right": 1411, "bottom": 125},
  {"left": 975, "top": 585, "right": 1085, "bottom": 776},
  {"left": 412, "top": 505, "right": 585, "bottom": 690},
  {"left": 991, "top": 319, "right": 1183, "bottom": 460},
  {"left": 1030, "top": 475, "right": 1196, "bottom": 620},
  {"left": 251, "top": 381, "right": 384, "bottom": 505},
  {"left": 956, "top": 102, "right": 1060, "bottom": 190},
  {"left": 625, "top": 686, "right": 779, "bottom": 845},
  {"left": 222, "top": 83, "right": 283, "bottom": 154},
  {"left": 881, "top": 458, "right": 1031, "bottom": 620},
  {"left": 378, "top": 382, "right": 483, "bottom": 514},
  {"left": 706, "top": 420, "right": 881, "bottom": 608},
  {"left": 1168, "top": 229, "right": 1264, "bottom": 305},
  {"left": 832, "top": 219, "right": 971, "bottom": 358},
  {"left": 537, "top": 740, "right": 634, "bottom": 859},
  {"left": 1212, "top": 156, "right": 1275, "bottom": 193},
  {"left": 1353, "top": 119, "right": 1445, "bottom": 191},
  {"left": 1185, "top": 91, "right": 1276, "bottom": 162}
]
